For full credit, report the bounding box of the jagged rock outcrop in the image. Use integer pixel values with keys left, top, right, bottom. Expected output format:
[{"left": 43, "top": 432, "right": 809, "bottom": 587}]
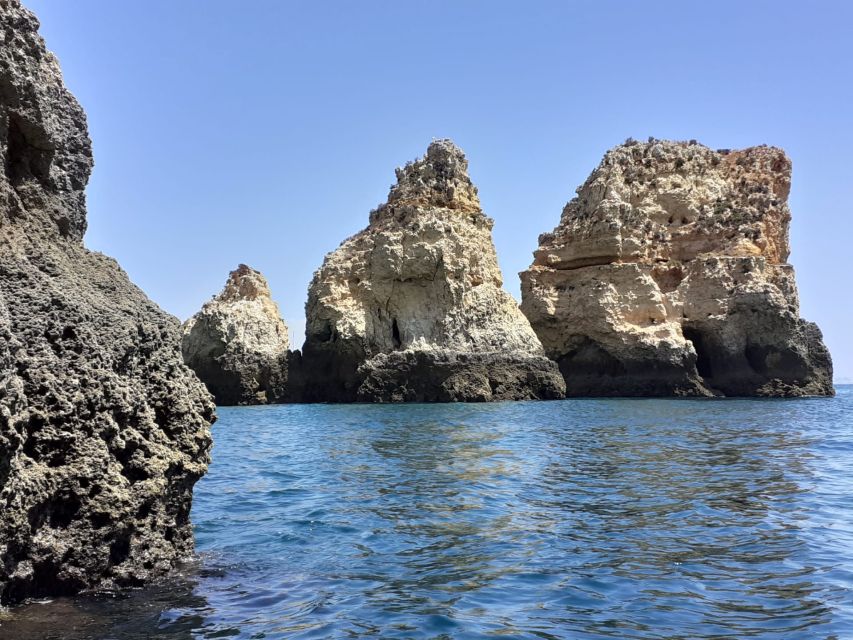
[
  {"left": 300, "top": 139, "right": 565, "bottom": 402},
  {"left": 0, "top": 1, "right": 214, "bottom": 604},
  {"left": 520, "top": 138, "right": 833, "bottom": 397},
  {"left": 182, "top": 264, "right": 290, "bottom": 405}
]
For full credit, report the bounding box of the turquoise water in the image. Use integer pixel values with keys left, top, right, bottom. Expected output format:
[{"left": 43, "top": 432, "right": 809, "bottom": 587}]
[{"left": 4, "top": 388, "right": 853, "bottom": 639}]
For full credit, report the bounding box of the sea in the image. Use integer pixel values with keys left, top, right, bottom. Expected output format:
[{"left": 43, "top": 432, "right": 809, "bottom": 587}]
[{"left": 2, "top": 387, "right": 852, "bottom": 639}]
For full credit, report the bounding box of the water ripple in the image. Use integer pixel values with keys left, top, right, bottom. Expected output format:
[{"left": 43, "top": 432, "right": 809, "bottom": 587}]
[{"left": 2, "top": 389, "right": 853, "bottom": 638}]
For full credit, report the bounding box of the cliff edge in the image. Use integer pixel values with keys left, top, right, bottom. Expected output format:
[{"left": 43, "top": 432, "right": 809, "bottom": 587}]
[{"left": 0, "top": 0, "right": 214, "bottom": 603}]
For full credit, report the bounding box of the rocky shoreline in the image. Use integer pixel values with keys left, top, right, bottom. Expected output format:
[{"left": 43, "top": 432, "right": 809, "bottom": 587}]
[{"left": 0, "top": 0, "right": 835, "bottom": 607}]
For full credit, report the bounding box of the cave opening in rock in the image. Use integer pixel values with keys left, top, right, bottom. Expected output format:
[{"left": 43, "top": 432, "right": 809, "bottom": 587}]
[
  {"left": 6, "top": 113, "right": 52, "bottom": 187},
  {"left": 683, "top": 327, "right": 713, "bottom": 379},
  {"left": 391, "top": 318, "right": 402, "bottom": 349},
  {"left": 744, "top": 344, "right": 768, "bottom": 375},
  {"left": 315, "top": 320, "right": 333, "bottom": 343}
]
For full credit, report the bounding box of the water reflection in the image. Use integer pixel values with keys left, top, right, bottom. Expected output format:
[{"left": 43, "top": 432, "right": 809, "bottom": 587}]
[
  {"left": 1, "top": 393, "right": 851, "bottom": 638},
  {"left": 525, "top": 400, "right": 834, "bottom": 637},
  {"left": 357, "top": 413, "right": 522, "bottom": 615}
]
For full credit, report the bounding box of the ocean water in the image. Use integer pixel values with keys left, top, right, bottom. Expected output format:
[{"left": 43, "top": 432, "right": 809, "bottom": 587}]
[{"left": 3, "top": 388, "right": 853, "bottom": 639}]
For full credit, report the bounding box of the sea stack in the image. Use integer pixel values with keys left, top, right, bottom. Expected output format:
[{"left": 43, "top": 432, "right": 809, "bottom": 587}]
[
  {"left": 0, "top": 1, "right": 214, "bottom": 604},
  {"left": 300, "top": 139, "right": 565, "bottom": 402},
  {"left": 520, "top": 138, "right": 833, "bottom": 397},
  {"left": 182, "top": 264, "right": 291, "bottom": 405}
]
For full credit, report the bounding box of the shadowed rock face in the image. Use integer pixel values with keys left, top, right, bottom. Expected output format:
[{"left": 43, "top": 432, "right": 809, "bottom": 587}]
[
  {"left": 182, "top": 264, "right": 290, "bottom": 405},
  {"left": 300, "top": 140, "right": 565, "bottom": 402},
  {"left": 0, "top": 0, "right": 214, "bottom": 604},
  {"left": 520, "top": 138, "right": 833, "bottom": 397}
]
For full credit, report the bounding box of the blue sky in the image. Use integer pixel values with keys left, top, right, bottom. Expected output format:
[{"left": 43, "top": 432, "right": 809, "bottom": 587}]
[{"left": 28, "top": 0, "right": 853, "bottom": 381}]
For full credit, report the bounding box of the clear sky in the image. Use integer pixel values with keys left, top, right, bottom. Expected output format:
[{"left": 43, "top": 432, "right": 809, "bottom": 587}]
[{"left": 27, "top": 0, "right": 853, "bottom": 381}]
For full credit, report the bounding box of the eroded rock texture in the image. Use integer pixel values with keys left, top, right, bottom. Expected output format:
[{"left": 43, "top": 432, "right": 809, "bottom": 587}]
[
  {"left": 182, "top": 264, "right": 290, "bottom": 405},
  {"left": 521, "top": 138, "right": 833, "bottom": 397},
  {"left": 0, "top": 1, "right": 214, "bottom": 604},
  {"left": 301, "top": 140, "right": 565, "bottom": 402}
]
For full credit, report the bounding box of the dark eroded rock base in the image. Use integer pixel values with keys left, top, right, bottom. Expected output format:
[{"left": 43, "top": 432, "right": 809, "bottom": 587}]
[{"left": 295, "top": 345, "right": 565, "bottom": 403}]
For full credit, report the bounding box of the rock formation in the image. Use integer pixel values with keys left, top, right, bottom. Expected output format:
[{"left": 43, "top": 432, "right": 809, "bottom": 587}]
[
  {"left": 300, "top": 139, "right": 565, "bottom": 402},
  {"left": 182, "top": 264, "right": 291, "bottom": 405},
  {"left": 0, "top": 1, "right": 214, "bottom": 604},
  {"left": 520, "top": 138, "right": 833, "bottom": 397}
]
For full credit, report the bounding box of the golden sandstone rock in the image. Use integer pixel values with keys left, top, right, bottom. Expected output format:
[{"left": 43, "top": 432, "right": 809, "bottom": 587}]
[
  {"left": 521, "top": 139, "right": 833, "bottom": 396},
  {"left": 299, "top": 140, "right": 565, "bottom": 402},
  {"left": 183, "top": 265, "right": 291, "bottom": 405}
]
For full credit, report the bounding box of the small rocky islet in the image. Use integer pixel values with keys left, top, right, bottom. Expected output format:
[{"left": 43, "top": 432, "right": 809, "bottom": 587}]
[
  {"left": 297, "top": 139, "right": 566, "bottom": 403},
  {"left": 181, "top": 264, "right": 291, "bottom": 406},
  {"left": 520, "top": 139, "right": 833, "bottom": 397},
  {"left": 0, "top": 0, "right": 835, "bottom": 607}
]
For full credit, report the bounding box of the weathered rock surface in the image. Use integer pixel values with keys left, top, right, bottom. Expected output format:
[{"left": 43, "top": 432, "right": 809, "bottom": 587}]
[
  {"left": 182, "top": 264, "right": 290, "bottom": 405},
  {"left": 0, "top": 1, "right": 214, "bottom": 604},
  {"left": 300, "top": 140, "right": 565, "bottom": 402},
  {"left": 520, "top": 138, "right": 833, "bottom": 397}
]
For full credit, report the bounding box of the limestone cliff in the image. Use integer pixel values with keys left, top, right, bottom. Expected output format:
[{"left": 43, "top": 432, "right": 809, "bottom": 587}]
[
  {"left": 300, "top": 140, "right": 565, "bottom": 402},
  {"left": 182, "top": 264, "right": 290, "bottom": 405},
  {"left": 0, "top": 1, "right": 214, "bottom": 604},
  {"left": 520, "top": 138, "right": 833, "bottom": 397}
]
